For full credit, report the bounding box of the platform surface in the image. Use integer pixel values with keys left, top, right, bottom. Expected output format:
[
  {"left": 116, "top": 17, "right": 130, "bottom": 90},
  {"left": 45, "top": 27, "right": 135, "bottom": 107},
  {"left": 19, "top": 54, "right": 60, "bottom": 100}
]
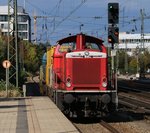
[{"left": 0, "top": 96, "right": 79, "bottom": 133}]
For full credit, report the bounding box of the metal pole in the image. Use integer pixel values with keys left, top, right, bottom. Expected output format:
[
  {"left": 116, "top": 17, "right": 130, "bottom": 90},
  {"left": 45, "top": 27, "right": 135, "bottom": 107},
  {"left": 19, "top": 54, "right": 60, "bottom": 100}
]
[
  {"left": 8, "top": 0, "right": 18, "bottom": 87},
  {"left": 80, "top": 24, "right": 84, "bottom": 32},
  {"left": 140, "top": 9, "right": 145, "bottom": 77},
  {"left": 111, "top": 49, "right": 114, "bottom": 89},
  {"left": 140, "top": 9, "right": 144, "bottom": 51},
  {"left": 24, "top": 0, "right": 26, "bottom": 9},
  {"left": 125, "top": 40, "right": 128, "bottom": 75},
  {"left": 14, "top": 0, "right": 19, "bottom": 87},
  {"left": 136, "top": 46, "right": 139, "bottom": 75},
  {"left": 115, "top": 44, "right": 118, "bottom": 89},
  {"left": 6, "top": 68, "right": 8, "bottom": 97},
  {"left": 111, "top": 45, "right": 118, "bottom": 110}
]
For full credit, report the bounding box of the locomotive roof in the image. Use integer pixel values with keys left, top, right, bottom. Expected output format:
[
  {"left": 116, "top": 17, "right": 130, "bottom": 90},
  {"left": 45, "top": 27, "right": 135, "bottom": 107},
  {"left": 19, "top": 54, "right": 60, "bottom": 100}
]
[{"left": 57, "top": 33, "right": 104, "bottom": 45}]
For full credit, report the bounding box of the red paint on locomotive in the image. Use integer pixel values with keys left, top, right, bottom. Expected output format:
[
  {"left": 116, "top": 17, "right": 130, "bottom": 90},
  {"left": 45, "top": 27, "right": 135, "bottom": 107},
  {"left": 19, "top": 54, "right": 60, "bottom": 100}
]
[
  {"left": 47, "top": 33, "right": 117, "bottom": 117},
  {"left": 53, "top": 34, "right": 108, "bottom": 91}
]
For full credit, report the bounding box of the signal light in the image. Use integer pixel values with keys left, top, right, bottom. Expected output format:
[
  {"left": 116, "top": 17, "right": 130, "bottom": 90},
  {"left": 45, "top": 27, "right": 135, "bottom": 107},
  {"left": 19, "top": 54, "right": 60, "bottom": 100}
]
[
  {"left": 108, "top": 26, "right": 119, "bottom": 44},
  {"left": 108, "top": 3, "right": 119, "bottom": 24},
  {"left": 108, "top": 35, "right": 113, "bottom": 43}
]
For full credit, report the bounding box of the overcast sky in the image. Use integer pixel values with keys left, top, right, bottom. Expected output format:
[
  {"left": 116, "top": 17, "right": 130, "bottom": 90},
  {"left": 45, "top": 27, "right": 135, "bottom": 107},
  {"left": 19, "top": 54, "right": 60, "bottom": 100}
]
[{"left": 0, "top": 0, "right": 150, "bottom": 44}]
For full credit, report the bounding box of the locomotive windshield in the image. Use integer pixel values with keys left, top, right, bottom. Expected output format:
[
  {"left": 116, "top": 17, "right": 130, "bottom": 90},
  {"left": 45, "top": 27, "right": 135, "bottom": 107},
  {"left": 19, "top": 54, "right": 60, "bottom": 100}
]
[
  {"left": 59, "top": 41, "right": 102, "bottom": 52},
  {"left": 59, "top": 42, "right": 76, "bottom": 52},
  {"left": 57, "top": 34, "right": 104, "bottom": 53},
  {"left": 85, "top": 42, "right": 102, "bottom": 51}
]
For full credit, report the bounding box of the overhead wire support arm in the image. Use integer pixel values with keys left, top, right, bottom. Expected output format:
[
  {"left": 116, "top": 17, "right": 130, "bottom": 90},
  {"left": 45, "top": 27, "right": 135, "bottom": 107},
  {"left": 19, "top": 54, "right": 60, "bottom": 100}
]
[{"left": 33, "top": 15, "right": 52, "bottom": 43}]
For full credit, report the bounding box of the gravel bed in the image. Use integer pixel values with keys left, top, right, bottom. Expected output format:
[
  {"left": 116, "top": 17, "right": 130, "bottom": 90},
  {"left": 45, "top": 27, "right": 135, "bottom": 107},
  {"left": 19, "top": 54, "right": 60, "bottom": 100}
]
[
  {"left": 74, "top": 120, "right": 150, "bottom": 133},
  {"left": 74, "top": 123, "right": 111, "bottom": 133},
  {"left": 110, "top": 120, "right": 150, "bottom": 133},
  {"left": 73, "top": 110, "right": 150, "bottom": 133}
]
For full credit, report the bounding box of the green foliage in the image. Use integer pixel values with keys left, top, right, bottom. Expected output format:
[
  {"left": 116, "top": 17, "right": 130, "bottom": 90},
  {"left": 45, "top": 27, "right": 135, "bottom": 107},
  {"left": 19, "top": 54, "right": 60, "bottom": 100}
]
[
  {"left": 118, "top": 49, "right": 150, "bottom": 74},
  {"left": 118, "top": 50, "right": 131, "bottom": 73},
  {"left": 23, "top": 41, "right": 46, "bottom": 74},
  {"left": 0, "top": 80, "right": 6, "bottom": 90},
  {"left": 129, "top": 58, "right": 137, "bottom": 73},
  {"left": 0, "top": 35, "right": 46, "bottom": 86},
  {"left": 118, "top": 51, "right": 125, "bottom": 70},
  {"left": 0, "top": 80, "right": 22, "bottom": 97},
  {"left": 0, "top": 80, "right": 20, "bottom": 91},
  {"left": 0, "top": 36, "right": 7, "bottom": 80}
]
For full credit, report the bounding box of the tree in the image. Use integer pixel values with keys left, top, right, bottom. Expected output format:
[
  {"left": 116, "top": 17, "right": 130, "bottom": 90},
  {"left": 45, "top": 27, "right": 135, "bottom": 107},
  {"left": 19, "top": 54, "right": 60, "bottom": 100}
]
[
  {"left": 22, "top": 41, "right": 46, "bottom": 74},
  {"left": 0, "top": 36, "right": 7, "bottom": 80},
  {"left": 129, "top": 58, "right": 137, "bottom": 73}
]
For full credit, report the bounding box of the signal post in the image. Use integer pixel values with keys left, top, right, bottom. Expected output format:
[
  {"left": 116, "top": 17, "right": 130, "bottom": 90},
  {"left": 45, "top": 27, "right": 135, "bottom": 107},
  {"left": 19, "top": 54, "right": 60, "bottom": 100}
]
[
  {"left": 108, "top": 3, "right": 119, "bottom": 109},
  {"left": 2, "top": 60, "right": 11, "bottom": 97}
]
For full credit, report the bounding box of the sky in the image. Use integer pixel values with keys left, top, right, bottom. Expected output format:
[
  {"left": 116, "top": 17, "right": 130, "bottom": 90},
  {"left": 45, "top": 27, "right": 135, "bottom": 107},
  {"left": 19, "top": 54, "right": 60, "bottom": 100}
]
[{"left": 0, "top": 0, "right": 150, "bottom": 45}]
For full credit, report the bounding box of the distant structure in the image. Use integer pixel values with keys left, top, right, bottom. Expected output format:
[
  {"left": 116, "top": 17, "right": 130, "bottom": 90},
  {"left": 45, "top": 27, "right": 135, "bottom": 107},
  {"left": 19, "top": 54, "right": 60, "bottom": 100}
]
[
  {"left": 0, "top": 6, "right": 31, "bottom": 41},
  {"left": 119, "top": 32, "right": 150, "bottom": 54}
]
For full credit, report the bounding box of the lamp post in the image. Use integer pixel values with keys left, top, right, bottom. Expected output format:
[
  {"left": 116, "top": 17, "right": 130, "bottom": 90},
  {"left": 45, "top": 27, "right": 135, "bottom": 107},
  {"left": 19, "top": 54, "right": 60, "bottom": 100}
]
[
  {"left": 125, "top": 40, "right": 128, "bottom": 75},
  {"left": 79, "top": 24, "right": 84, "bottom": 32},
  {"left": 136, "top": 46, "right": 140, "bottom": 78}
]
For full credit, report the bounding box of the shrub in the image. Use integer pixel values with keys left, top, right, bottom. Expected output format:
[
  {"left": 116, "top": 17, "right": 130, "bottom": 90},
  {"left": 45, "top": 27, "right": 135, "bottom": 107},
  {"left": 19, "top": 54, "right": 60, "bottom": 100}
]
[{"left": 0, "top": 80, "right": 22, "bottom": 97}]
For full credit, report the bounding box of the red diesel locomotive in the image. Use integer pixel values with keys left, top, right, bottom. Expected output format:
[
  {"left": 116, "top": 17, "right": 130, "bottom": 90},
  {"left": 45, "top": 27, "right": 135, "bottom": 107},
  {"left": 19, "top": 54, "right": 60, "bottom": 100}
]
[{"left": 46, "top": 33, "right": 118, "bottom": 117}]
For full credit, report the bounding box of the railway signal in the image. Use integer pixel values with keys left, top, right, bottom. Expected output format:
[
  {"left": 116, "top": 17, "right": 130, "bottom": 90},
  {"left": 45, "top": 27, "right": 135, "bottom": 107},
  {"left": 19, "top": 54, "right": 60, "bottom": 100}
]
[
  {"left": 108, "top": 3, "right": 119, "bottom": 24},
  {"left": 108, "top": 26, "right": 119, "bottom": 44},
  {"left": 108, "top": 3, "right": 119, "bottom": 46}
]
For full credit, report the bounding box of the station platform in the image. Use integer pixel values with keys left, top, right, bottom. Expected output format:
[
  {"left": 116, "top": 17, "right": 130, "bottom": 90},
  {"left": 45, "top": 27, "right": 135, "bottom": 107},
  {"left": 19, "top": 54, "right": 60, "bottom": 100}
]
[{"left": 0, "top": 96, "right": 79, "bottom": 133}]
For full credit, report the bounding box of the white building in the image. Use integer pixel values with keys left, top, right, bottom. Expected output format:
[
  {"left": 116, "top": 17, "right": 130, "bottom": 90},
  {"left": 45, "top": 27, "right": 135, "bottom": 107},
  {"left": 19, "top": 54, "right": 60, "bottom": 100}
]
[
  {"left": 119, "top": 32, "right": 150, "bottom": 49},
  {"left": 0, "top": 6, "right": 31, "bottom": 41},
  {"left": 119, "top": 32, "right": 150, "bottom": 53}
]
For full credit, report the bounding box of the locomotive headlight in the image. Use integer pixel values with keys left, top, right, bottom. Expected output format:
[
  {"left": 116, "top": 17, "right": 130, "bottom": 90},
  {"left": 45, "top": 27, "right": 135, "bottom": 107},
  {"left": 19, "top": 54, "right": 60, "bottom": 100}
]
[
  {"left": 66, "top": 77, "right": 71, "bottom": 87},
  {"left": 66, "top": 82, "right": 71, "bottom": 87},
  {"left": 102, "top": 77, "right": 107, "bottom": 87}
]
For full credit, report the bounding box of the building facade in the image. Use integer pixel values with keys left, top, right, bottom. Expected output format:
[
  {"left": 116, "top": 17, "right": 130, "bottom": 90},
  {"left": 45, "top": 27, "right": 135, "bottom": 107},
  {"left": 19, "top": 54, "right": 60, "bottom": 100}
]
[
  {"left": 0, "top": 6, "right": 31, "bottom": 41},
  {"left": 119, "top": 32, "right": 150, "bottom": 53}
]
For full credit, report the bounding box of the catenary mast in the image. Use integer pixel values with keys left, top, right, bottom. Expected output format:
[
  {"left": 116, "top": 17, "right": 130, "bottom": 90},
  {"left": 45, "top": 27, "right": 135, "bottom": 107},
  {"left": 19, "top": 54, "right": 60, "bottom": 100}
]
[{"left": 8, "top": 0, "right": 19, "bottom": 87}]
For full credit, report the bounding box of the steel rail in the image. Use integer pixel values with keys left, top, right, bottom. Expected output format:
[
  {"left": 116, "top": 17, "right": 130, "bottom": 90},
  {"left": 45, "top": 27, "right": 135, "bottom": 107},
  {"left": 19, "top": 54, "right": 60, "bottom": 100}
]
[{"left": 100, "top": 120, "right": 120, "bottom": 133}]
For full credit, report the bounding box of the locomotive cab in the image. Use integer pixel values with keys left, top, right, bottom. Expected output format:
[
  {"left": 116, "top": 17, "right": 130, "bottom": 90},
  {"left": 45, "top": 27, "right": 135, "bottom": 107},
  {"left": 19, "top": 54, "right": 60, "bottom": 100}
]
[{"left": 50, "top": 33, "right": 118, "bottom": 117}]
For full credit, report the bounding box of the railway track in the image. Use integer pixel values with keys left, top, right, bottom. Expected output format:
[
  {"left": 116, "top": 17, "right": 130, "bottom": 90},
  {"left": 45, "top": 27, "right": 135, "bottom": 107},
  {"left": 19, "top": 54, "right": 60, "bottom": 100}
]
[
  {"left": 70, "top": 80, "right": 150, "bottom": 133},
  {"left": 118, "top": 81, "right": 150, "bottom": 114},
  {"left": 119, "top": 93, "right": 150, "bottom": 114},
  {"left": 118, "top": 79, "right": 150, "bottom": 92},
  {"left": 118, "top": 86, "right": 150, "bottom": 99},
  {"left": 100, "top": 120, "right": 120, "bottom": 133},
  {"left": 73, "top": 120, "right": 120, "bottom": 133}
]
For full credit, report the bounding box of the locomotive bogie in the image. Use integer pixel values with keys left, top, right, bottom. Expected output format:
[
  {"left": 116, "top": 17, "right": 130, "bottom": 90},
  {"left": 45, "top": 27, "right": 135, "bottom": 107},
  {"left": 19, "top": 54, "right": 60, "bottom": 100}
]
[{"left": 48, "top": 89, "right": 117, "bottom": 117}]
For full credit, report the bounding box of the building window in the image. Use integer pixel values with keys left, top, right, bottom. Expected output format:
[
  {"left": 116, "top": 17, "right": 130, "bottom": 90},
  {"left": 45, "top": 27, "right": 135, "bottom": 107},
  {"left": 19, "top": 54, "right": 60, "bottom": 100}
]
[
  {"left": 18, "top": 32, "right": 27, "bottom": 39},
  {"left": 1, "top": 23, "right": 8, "bottom": 29},
  {"left": 2, "top": 32, "right": 8, "bottom": 36},
  {"left": 122, "top": 39, "right": 125, "bottom": 43},
  {"left": 18, "top": 15, "right": 28, "bottom": 22},
  {"left": 0, "top": 15, "right": 8, "bottom": 21},
  {"left": 1, "top": 24, "right": 4, "bottom": 29},
  {"left": 18, "top": 24, "right": 27, "bottom": 31}
]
